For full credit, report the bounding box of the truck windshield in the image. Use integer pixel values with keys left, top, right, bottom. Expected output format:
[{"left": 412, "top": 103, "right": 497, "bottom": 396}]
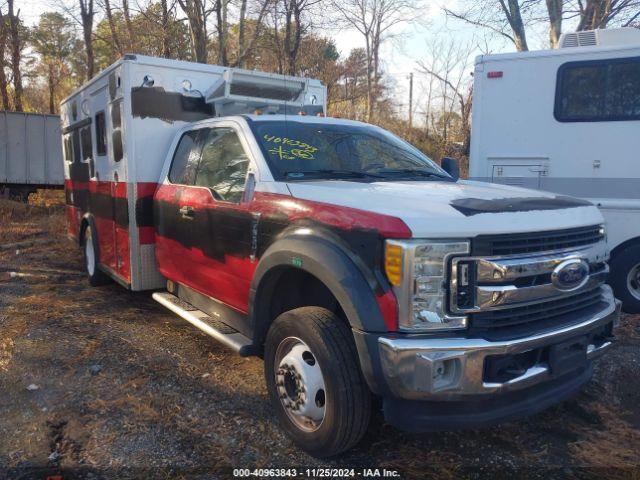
[{"left": 248, "top": 120, "right": 451, "bottom": 181}]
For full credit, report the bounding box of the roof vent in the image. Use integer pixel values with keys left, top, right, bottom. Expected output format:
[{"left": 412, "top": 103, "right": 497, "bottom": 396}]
[{"left": 560, "top": 28, "right": 640, "bottom": 48}]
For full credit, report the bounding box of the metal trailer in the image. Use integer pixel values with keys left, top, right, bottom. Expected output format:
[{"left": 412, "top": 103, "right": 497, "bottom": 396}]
[{"left": 0, "top": 111, "right": 64, "bottom": 201}]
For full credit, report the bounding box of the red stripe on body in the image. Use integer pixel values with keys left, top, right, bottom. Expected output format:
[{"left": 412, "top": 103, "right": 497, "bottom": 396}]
[
  {"left": 156, "top": 235, "right": 256, "bottom": 313},
  {"left": 154, "top": 186, "right": 409, "bottom": 330}
]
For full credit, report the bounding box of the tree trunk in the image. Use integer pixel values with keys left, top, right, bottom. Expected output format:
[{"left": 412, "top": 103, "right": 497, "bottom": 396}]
[
  {"left": 288, "top": 1, "right": 302, "bottom": 75},
  {"left": 577, "top": 0, "right": 612, "bottom": 30},
  {"left": 179, "top": 0, "right": 208, "bottom": 63},
  {"left": 216, "top": 0, "right": 228, "bottom": 65},
  {"left": 0, "top": 9, "right": 10, "bottom": 110},
  {"left": 161, "top": 0, "right": 171, "bottom": 57},
  {"left": 79, "top": 0, "right": 95, "bottom": 80},
  {"left": 546, "top": 0, "right": 563, "bottom": 48},
  {"left": 237, "top": 0, "right": 248, "bottom": 67},
  {"left": 122, "top": 0, "right": 134, "bottom": 49},
  {"left": 104, "top": 0, "right": 123, "bottom": 55},
  {"left": 499, "top": 0, "right": 529, "bottom": 51},
  {"left": 48, "top": 64, "right": 56, "bottom": 114},
  {"left": 364, "top": 37, "right": 373, "bottom": 122},
  {"left": 7, "top": 0, "right": 22, "bottom": 111},
  {"left": 233, "top": 0, "right": 269, "bottom": 68}
]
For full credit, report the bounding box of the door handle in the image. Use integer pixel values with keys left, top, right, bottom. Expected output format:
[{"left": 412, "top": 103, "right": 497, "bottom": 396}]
[{"left": 179, "top": 205, "right": 195, "bottom": 219}]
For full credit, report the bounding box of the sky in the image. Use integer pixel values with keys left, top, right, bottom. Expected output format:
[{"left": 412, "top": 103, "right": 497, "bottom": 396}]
[{"left": 18, "top": 0, "right": 556, "bottom": 122}]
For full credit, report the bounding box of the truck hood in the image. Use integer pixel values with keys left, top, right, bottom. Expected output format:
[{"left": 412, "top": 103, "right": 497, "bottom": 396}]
[{"left": 285, "top": 179, "right": 604, "bottom": 238}]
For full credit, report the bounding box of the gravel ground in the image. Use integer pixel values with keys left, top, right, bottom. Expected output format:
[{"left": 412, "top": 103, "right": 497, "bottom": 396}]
[{"left": 0, "top": 198, "right": 639, "bottom": 480}]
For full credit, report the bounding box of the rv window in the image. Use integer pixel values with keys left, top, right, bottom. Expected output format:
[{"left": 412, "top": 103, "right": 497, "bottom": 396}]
[
  {"left": 195, "top": 128, "right": 249, "bottom": 203},
  {"left": 555, "top": 56, "right": 640, "bottom": 122},
  {"left": 169, "top": 130, "right": 201, "bottom": 185},
  {"left": 81, "top": 126, "right": 92, "bottom": 161},
  {"left": 95, "top": 111, "right": 107, "bottom": 155}
]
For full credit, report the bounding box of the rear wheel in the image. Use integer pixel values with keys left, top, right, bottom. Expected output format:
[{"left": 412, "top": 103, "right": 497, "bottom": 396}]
[
  {"left": 609, "top": 244, "right": 640, "bottom": 314},
  {"left": 83, "top": 225, "right": 110, "bottom": 286},
  {"left": 264, "top": 307, "right": 371, "bottom": 457}
]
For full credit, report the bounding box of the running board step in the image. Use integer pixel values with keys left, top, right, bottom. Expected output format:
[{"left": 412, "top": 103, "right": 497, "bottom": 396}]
[{"left": 152, "top": 292, "right": 254, "bottom": 356}]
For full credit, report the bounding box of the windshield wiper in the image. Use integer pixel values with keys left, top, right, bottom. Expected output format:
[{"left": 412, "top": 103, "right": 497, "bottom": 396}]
[
  {"left": 372, "top": 168, "right": 451, "bottom": 179},
  {"left": 284, "top": 169, "right": 386, "bottom": 179}
]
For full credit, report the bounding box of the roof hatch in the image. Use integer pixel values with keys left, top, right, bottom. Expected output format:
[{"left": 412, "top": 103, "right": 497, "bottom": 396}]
[{"left": 560, "top": 28, "right": 640, "bottom": 48}]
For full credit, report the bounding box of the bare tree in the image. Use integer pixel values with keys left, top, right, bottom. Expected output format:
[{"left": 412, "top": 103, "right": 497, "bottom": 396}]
[
  {"left": 160, "top": 0, "right": 171, "bottom": 57},
  {"left": 79, "top": 0, "right": 95, "bottom": 79},
  {"left": 266, "top": 0, "right": 320, "bottom": 75},
  {"left": 100, "top": 0, "right": 123, "bottom": 55},
  {"left": 122, "top": 0, "right": 135, "bottom": 46},
  {"left": 0, "top": 9, "right": 10, "bottom": 110},
  {"left": 417, "top": 37, "right": 474, "bottom": 153},
  {"left": 572, "top": 0, "right": 640, "bottom": 30},
  {"left": 234, "top": 0, "right": 271, "bottom": 67},
  {"left": 444, "top": 0, "right": 535, "bottom": 52},
  {"left": 546, "top": 0, "right": 563, "bottom": 47},
  {"left": 7, "top": 0, "right": 22, "bottom": 110},
  {"left": 214, "top": 0, "right": 229, "bottom": 65},
  {"left": 178, "top": 0, "right": 208, "bottom": 62},
  {"left": 331, "top": 0, "right": 420, "bottom": 121}
]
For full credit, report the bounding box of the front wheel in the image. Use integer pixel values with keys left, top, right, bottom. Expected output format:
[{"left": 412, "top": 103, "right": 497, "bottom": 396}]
[
  {"left": 264, "top": 307, "right": 371, "bottom": 457},
  {"left": 609, "top": 244, "right": 640, "bottom": 314}
]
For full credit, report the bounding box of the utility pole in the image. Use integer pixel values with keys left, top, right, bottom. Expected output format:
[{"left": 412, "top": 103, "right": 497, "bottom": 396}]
[{"left": 408, "top": 72, "right": 413, "bottom": 128}]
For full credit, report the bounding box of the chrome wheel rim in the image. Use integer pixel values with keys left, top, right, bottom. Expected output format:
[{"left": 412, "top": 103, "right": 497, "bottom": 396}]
[
  {"left": 274, "top": 337, "right": 326, "bottom": 432},
  {"left": 85, "top": 229, "right": 95, "bottom": 276},
  {"left": 628, "top": 262, "right": 640, "bottom": 301}
]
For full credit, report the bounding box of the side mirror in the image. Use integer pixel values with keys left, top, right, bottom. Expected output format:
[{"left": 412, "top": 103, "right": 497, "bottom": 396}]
[{"left": 441, "top": 157, "right": 460, "bottom": 181}]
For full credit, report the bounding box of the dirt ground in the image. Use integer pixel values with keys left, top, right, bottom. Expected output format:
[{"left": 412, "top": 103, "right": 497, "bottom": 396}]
[{"left": 0, "top": 195, "right": 639, "bottom": 480}]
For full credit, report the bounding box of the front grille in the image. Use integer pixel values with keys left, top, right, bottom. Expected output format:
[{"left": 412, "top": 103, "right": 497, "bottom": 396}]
[
  {"left": 469, "top": 287, "right": 606, "bottom": 340},
  {"left": 472, "top": 225, "right": 604, "bottom": 256}
]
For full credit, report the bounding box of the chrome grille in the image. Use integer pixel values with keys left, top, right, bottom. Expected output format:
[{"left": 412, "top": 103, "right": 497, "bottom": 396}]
[
  {"left": 469, "top": 287, "right": 607, "bottom": 340},
  {"left": 472, "top": 225, "right": 604, "bottom": 256}
]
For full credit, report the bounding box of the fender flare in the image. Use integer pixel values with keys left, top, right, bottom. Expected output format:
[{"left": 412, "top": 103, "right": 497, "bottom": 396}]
[
  {"left": 248, "top": 234, "right": 389, "bottom": 342},
  {"left": 610, "top": 236, "right": 640, "bottom": 259}
]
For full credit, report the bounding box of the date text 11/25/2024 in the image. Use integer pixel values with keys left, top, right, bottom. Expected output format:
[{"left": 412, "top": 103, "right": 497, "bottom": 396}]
[{"left": 233, "top": 468, "right": 402, "bottom": 478}]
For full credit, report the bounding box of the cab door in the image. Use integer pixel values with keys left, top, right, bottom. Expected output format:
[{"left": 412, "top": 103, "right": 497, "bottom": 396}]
[{"left": 154, "top": 124, "right": 253, "bottom": 312}]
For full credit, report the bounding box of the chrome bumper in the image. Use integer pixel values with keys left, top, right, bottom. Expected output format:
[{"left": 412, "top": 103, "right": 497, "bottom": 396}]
[{"left": 378, "top": 287, "right": 620, "bottom": 401}]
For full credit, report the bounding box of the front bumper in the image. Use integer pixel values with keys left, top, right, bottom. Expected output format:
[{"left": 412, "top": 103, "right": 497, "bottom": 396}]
[{"left": 377, "top": 290, "right": 620, "bottom": 401}]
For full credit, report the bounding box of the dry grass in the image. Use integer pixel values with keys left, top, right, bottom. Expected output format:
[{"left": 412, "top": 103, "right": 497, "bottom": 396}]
[{"left": 1, "top": 197, "right": 640, "bottom": 479}]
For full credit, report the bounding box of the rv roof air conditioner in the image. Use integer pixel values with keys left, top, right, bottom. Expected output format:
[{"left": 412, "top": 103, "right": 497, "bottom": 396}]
[
  {"left": 205, "top": 69, "right": 309, "bottom": 116},
  {"left": 560, "top": 27, "right": 640, "bottom": 48}
]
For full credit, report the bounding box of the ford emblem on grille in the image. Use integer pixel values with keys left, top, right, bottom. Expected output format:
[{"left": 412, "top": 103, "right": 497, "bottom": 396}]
[{"left": 551, "top": 259, "right": 590, "bottom": 291}]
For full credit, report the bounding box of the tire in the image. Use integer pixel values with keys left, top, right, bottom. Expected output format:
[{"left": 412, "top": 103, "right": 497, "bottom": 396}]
[
  {"left": 83, "top": 225, "right": 111, "bottom": 286},
  {"left": 609, "top": 244, "right": 640, "bottom": 314},
  {"left": 264, "top": 307, "right": 371, "bottom": 457}
]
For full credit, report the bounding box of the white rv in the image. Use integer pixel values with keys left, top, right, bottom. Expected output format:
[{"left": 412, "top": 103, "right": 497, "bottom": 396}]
[{"left": 470, "top": 28, "right": 640, "bottom": 313}]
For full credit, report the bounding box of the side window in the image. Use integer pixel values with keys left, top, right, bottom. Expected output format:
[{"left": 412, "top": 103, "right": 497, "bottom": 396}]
[
  {"left": 63, "top": 135, "right": 73, "bottom": 163},
  {"left": 195, "top": 127, "right": 249, "bottom": 203},
  {"left": 80, "top": 125, "right": 92, "bottom": 161},
  {"left": 95, "top": 111, "right": 107, "bottom": 156},
  {"left": 555, "top": 57, "right": 640, "bottom": 122},
  {"left": 72, "top": 129, "right": 81, "bottom": 163},
  {"left": 169, "top": 130, "right": 201, "bottom": 185}
]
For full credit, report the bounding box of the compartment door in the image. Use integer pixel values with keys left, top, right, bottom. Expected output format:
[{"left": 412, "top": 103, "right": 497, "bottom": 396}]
[{"left": 492, "top": 163, "right": 547, "bottom": 189}]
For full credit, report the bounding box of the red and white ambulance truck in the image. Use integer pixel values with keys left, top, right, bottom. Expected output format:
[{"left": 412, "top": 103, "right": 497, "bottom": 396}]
[{"left": 62, "top": 55, "right": 620, "bottom": 457}]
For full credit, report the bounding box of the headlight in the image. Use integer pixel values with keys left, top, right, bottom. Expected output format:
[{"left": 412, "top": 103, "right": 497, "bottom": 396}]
[{"left": 385, "top": 239, "right": 470, "bottom": 332}]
